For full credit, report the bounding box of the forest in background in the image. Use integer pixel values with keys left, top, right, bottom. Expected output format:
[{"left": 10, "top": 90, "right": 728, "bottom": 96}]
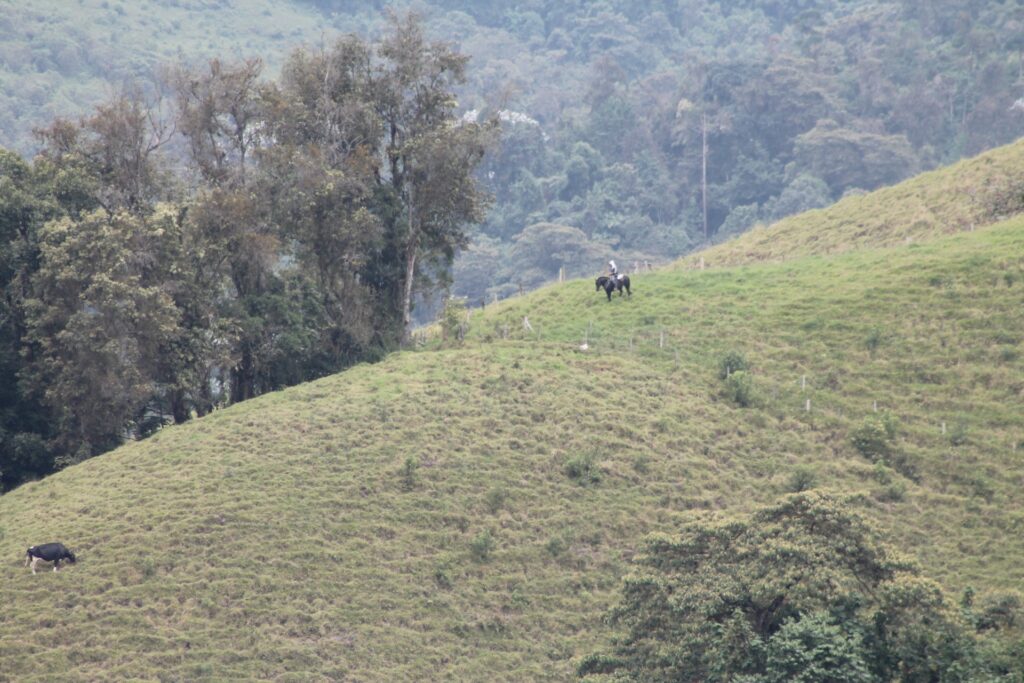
[{"left": 2, "top": 1, "right": 1023, "bottom": 301}]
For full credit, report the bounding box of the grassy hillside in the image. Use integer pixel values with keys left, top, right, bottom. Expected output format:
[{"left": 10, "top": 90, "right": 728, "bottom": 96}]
[
  {"left": 2, "top": 205, "right": 1023, "bottom": 679},
  {"left": 684, "top": 138, "right": 1024, "bottom": 268}
]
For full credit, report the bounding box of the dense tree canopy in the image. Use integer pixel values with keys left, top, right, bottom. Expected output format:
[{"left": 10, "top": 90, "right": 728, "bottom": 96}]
[
  {"left": 579, "top": 492, "right": 1023, "bottom": 682},
  {"left": 0, "top": 16, "right": 492, "bottom": 490}
]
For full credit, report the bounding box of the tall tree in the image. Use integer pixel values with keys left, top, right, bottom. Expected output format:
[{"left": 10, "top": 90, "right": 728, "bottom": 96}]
[
  {"left": 23, "top": 208, "right": 182, "bottom": 461},
  {"left": 373, "top": 14, "right": 494, "bottom": 339},
  {"left": 0, "top": 150, "right": 63, "bottom": 490}
]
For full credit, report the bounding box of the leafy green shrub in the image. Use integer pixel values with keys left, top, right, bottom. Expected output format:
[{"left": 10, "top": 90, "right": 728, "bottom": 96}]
[
  {"left": 764, "top": 613, "right": 874, "bottom": 683},
  {"left": 724, "top": 370, "right": 755, "bottom": 407},
  {"left": 441, "top": 297, "right": 468, "bottom": 344},
  {"left": 864, "top": 327, "right": 884, "bottom": 354},
  {"left": 469, "top": 530, "right": 496, "bottom": 562},
  {"left": 872, "top": 461, "right": 895, "bottom": 484},
  {"left": 485, "top": 486, "right": 508, "bottom": 513},
  {"left": 975, "top": 591, "right": 1024, "bottom": 631},
  {"left": 565, "top": 453, "right": 601, "bottom": 485},
  {"left": 717, "top": 350, "right": 749, "bottom": 379},
  {"left": 967, "top": 475, "right": 995, "bottom": 502},
  {"left": 949, "top": 421, "right": 969, "bottom": 446},
  {"left": 875, "top": 479, "right": 907, "bottom": 502},
  {"left": 785, "top": 466, "right": 817, "bottom": 493},
  {"left": 581, "top": 492, "right": 979, "bottom": 681},
  {"left": 434, "top": 563, "right": 453, "bottom": 589},
  {"left": 850, "top": 413, "right": 898, "bottom": 459},
  {"left": 400, "top": 456, "right": 419, "bottom": 491},
  {"left": 545, "top": 535, "right": 568, "bottom": 558},
  {"left": 141, "top": 558, "right": 156, "bottom": 580}
]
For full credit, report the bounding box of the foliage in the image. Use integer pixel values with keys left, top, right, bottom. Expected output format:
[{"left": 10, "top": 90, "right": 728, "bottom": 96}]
[
  {"left": 24, "top": 207, "right": 183, "bottom": 460},
  {"left": 5, "top": 2, "right": 1024, "bottom": 305},
  {"left": 580, "top": 492, "right": 983, "bottom": 682},
  {"left": 565, "top": 453, "right": 602, "bottom": 486},
  {"left": 851, "top": 413, "right": 898, "bottom": 461},
  {"left": 0, "top": 16, "right": 492, "bottom": 483},
  {"left": 724, "top": 370, "right": 755, "bottom": 407},
  {"left": 785, "top": 466, "right": 817, "bottom": 493},
  {"left": 469, "top": 528, "right": 496, "bottom": 562},
  {"left": 401, "top": 455, "right": 420, "bottom": 491},
  {"left": 718, "top": 350, "right": 750, "bottom": 379},
  {"left": 441, "top": 297, "right": 468, "bottom": 344}
]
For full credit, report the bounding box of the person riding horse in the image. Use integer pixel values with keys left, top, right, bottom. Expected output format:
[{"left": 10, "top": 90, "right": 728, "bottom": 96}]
[{"left": 595, "top": 258, "right": 631, "bottom": 300}]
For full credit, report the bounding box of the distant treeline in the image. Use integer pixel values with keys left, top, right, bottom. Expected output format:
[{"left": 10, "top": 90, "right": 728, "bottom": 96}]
[
  {"left": 399, "top": 0, "right": 1023, "bottom": 301},
  {"left": 3, "top": 2, "right": 1021, "bottom": 305},
  {"left": 0, "top": 16, "right": 493, "bottom": 491}
]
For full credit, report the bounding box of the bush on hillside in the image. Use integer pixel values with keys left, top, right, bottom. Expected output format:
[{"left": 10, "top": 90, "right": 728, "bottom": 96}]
[
  {"left": 949, "top": 420, "right": 969, "bottom": 446},
  {"left": 718, "top": 350, "right": 749, "bottom": 379},
  {"left": 485, "top": 486, "right": 508, "bottom": 513},
  {"left": 850, "top": 413, "right": 898, "bottom": 460},
  {"left": 864, "top": 327, "right": 885, "bottom": 354},
  {"left": 724, "top": 371, "right": 755, "bottom": 407},
  {"left": 565, "top": 453, "right": 602, "bottom": 486},
  {"left": 441, "top": 297, "right": 468, "bottom": 344},
  {"left": 785, "top": 466, "right": 817, "bottom": 493},
  {"left": 469, "top": 529, "right": 495, "bottom": 562},
  {"left": 400, "top": 455, "right": 419, "bottom": 491}
]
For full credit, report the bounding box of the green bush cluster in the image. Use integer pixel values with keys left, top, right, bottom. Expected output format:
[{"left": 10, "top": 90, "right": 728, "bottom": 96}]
[
  {"left": 469, "top": 530, "right": 495, "bottom": 562},
  {"left": 718, "top": 350, "right": 750, "bottom": 379},
  {"left": 564, "top": 454, "right": 602, "bottom": 486},
  {"left": 724, "top": 371, "right": 755, "bottom": 407},
  {"left": 850, "top": 413, "right": 898, "bottom": 460},
  {"left": 400, "top": 456, "right": 419, "bottom": 491},
  {"left": 581, "top": 492, "right": 1022, "bottom": 681}
]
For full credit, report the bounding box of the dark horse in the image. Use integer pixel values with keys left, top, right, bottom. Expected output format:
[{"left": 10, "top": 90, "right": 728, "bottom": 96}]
[{"left": 595, "top": 274, "right": 631, "bottom": 301}]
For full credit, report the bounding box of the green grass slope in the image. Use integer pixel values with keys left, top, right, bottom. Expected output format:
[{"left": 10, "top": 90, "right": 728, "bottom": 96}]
[
  {"left": 684, "top": 138, "right": 1024, "bottom": 268},
  {"left": 2, "top": 214, "right": 1023, "bottom": 680}
]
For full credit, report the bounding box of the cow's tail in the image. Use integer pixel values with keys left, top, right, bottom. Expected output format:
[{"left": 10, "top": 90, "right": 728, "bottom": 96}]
[{"left": 25, "top": 547, "right": 34, "bottom": 566}]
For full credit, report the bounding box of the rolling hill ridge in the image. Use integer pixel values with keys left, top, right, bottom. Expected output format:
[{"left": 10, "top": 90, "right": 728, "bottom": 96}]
[{"left": 1, "top": 144, "right": 1024, "bottom": 680}]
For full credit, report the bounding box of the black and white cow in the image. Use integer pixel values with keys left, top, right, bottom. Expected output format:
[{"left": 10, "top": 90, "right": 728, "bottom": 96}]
[{"left": 25, "top": 543, "right": 77, "bottom": 574}]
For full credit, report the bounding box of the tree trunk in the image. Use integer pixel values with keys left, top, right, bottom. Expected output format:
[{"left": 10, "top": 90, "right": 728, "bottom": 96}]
[
  {"left": 401, "top": 240, "right": 417, "bottom": 344},
  {"left": 170, "top": 388, "right": 190, "bottom": 424},
  {"left": 701, "top": 112, "right": 709, "bottom": 244},
  {"left": 400, "top": 180, "right": 417, "bottom": 344},
  {"left": 231, "top": 347, "right": 255, "bottom": 403}
]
